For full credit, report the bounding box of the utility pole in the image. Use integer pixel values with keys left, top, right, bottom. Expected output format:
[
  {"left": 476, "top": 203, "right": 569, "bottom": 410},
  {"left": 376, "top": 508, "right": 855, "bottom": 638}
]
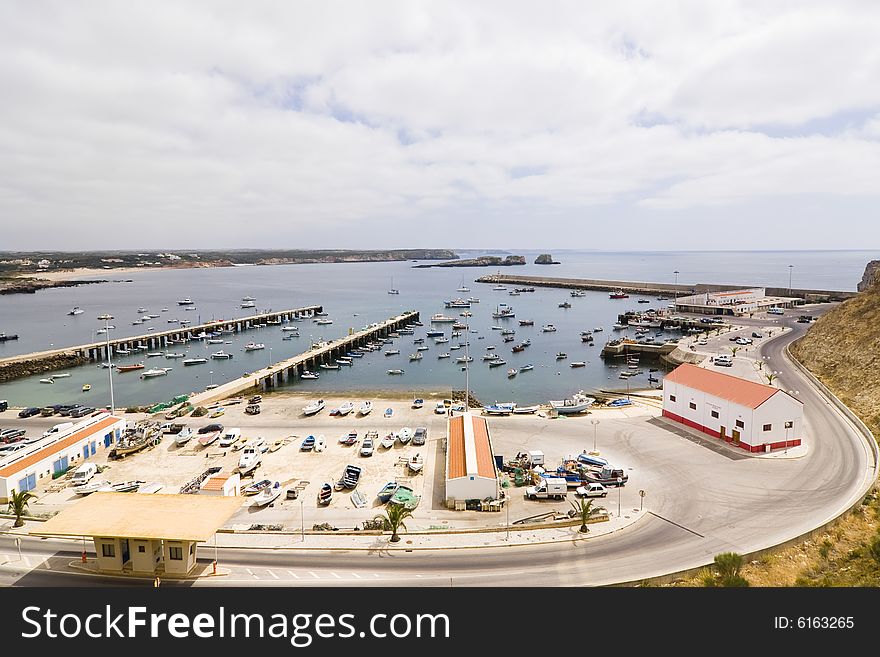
[
  {"left": 98, "top": 314, "right": 115, "bottom": 413},
  {"left": 788, "top": 264, "right": 794, "bottom": 297}
]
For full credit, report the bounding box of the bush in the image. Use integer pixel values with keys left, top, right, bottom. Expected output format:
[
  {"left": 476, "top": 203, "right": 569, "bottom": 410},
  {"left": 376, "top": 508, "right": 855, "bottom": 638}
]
[
  {"left": 191, "top": 406, "right": 208, "bottom": 417},
  {"left": 713, "top": 552, "right": 750, "bottom": 587},
  {"left": 868, "top": 535, "right": 880, "bottom": 565}
]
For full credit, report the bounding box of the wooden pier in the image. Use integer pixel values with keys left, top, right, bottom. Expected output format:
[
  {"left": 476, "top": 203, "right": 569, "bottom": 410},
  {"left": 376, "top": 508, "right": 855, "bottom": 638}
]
[
  {"left": 188, "top": 310, "right": 420, "bottom": 407},
  {"left": 476, "top": 274, "right": 857, "bottom": 302},
  {"left": 0, "top": 305, "right": 323, "bottom": 367}
]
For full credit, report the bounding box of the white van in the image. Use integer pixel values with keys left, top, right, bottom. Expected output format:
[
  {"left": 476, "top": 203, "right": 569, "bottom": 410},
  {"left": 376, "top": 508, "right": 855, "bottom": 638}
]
[
  {"left": 70, "top": 462, "right": 98, "bottom": 486},
  {"left": 42, "top": 422, "right": 73, "bottom": 438}
]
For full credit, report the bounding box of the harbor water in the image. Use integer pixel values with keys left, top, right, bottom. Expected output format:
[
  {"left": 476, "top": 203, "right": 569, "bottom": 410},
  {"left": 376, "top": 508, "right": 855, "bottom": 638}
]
[{"left": 0, "top": 250, "right": 871, "bottom": 408}]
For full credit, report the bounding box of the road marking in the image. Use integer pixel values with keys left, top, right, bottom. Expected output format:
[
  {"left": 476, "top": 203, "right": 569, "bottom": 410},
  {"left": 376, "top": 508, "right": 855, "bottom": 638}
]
[
  {"left": 266, "top": 570, "right": 279, "bottom": 580},
  {"left": 22, "top": 556, "right": 32, "bottom": 568},
  {"left": 330, "top": 572, "right": 341, "bottom": 579},
  {"left": 308, "top": 571, "right": 319, "bottom": 579},
  {"left": 350, "top": 572, "right": 361, "bottom": 579},
  {"left": 246, "top": 568, "right": 258, "bottom": 579},
  {"left": 648, "top": 512, "right": 705, "bottom": 538},
  {"left": 287, "top": 570, "right": 299, "bottom": 579}
]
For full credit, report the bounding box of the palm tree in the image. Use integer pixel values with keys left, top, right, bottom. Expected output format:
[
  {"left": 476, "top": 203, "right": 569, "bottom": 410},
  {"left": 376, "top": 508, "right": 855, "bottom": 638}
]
[
  {"left": 8, "top": 490, "right": 34, "bottom": 528},
  {"left": 765, "top": 372, "right": 778, "bottom": 386},
  {"left": 570, "top": 497, "right": 602, "bottom": 533},
  {"left": 729, "top": 346, "right": 740, "bottom": 358},
  {"left": 374, "top": 504, "right": 413, "bottom": 543}
]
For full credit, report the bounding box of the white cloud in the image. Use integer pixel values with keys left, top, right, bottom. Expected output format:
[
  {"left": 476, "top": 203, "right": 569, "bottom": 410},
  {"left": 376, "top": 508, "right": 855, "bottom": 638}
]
[{"left": 0, "top": 0, "right": 878, "bottom": 249}]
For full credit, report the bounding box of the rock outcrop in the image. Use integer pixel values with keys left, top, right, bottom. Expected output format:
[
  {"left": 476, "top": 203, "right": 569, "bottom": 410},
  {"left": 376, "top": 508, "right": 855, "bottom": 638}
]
[
  {"left": 857, "top": 260, "right": 880, "bottom": 292},
  {"left": 0, "top": 352, "right": 88, "bottom": 382},
  {"left": 534, "top": 253, "right": 560, "bottom": 265},
  {"left": 413, "top": 255, "right": 526, "bottom": 268}
]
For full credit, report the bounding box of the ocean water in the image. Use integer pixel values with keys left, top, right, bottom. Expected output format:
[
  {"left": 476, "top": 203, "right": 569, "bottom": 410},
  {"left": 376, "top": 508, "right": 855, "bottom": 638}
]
[{"left": 0, "top": 250, "right": 872, "bottom": 408}]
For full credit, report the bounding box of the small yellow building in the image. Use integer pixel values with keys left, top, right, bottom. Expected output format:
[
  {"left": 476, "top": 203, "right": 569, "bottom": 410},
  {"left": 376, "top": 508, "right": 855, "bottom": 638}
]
[{"left": 31, "top": 492, "right": 241, "bottom": 576}]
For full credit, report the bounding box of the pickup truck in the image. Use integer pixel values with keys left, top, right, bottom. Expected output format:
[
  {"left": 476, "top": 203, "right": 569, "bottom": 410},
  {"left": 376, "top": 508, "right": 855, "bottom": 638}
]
[
  {"left": 583, "top": 467, "right": 628, "bottom": 487},
  {"left": 525, "top": 477, "right": 568, "bottom": 500}
]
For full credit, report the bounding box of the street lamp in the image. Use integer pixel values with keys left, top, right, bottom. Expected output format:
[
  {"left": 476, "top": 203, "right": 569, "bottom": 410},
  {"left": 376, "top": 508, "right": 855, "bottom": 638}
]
[
  {"left": 590, "top": 419, "right": 600, "bottom": 455},
  {"left": 617, "top": 478, "right": 623, "bottom": 516},
  {"left": 673, "top": 270, "right": 680, "bottom": 301},
  {"left": 300, "top": 498, "right": 305, "bottom": 542},
  {"left": 209, "top": 370, "right": 214, "bottom": 388},
  {"left": 97, "top": 314, "right": 115, "bottom": 413},
  {"left": 788, "top": 264, "right": 794, "bottom": 297},
  {"left": 268, "top": 347, "right": 272, "bottom": 370}
]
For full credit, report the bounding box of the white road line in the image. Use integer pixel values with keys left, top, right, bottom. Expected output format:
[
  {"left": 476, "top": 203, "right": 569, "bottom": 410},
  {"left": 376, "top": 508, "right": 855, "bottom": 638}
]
[
  {"left": 287, "top": 570, "right": 299, "bottom": 579},
  {"left": 372, "top": 573, "right": 380, "bottom": 578},
  {"left": 330, "top": 572, "right": 341, "bottom": 579},
  {"left": 246, "top": 568, "right": 258, "bottom": 579},
  {"left": 350, "top": 572, "right": 361, "bottom": 578},
  {"left": 266, "top": 570, "right": 279, "bottom": 580},
  {"left": 308, "top": 571, "right": 319, "bottom": 579}
]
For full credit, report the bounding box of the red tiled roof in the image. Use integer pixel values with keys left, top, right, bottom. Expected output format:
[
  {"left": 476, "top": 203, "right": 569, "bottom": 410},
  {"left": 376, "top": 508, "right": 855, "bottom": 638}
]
[
  {"left": 665, "top": 364, "right": 789, "bottom": 409},
  {"left": 447, "top": 415, "right": 495, "bottom": 480},
  {"left": 0, "top": 416, "right": 119, "bottom": 478}
]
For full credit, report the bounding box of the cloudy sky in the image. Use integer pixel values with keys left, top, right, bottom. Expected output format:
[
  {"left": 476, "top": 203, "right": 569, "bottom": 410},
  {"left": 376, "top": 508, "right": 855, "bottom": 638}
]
[{"left": 2, "top": 1, "right": 879, "bottom": 250}]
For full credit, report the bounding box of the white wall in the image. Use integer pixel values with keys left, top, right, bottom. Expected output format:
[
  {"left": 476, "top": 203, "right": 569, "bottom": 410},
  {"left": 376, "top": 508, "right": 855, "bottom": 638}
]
[{"left": 446, "top": 476, "right": 497, "bottom": 504}]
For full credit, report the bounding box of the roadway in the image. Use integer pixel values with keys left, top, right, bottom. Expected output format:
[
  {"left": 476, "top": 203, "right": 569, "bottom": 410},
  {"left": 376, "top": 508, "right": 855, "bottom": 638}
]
[{"left": 3, "top": 307, "right": 876, "bottom": 586}]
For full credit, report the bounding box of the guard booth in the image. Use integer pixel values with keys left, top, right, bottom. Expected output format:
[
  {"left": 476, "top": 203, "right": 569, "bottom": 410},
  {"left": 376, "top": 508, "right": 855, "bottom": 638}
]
[{"left": 31, "top": 493, "right": 241, "bottom": 576}]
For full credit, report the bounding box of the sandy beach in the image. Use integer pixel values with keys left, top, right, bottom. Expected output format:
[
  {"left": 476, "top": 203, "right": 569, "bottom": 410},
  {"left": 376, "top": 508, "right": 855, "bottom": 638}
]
[{"left": 16, "top": 264, "right": 201, "bottom": 281}]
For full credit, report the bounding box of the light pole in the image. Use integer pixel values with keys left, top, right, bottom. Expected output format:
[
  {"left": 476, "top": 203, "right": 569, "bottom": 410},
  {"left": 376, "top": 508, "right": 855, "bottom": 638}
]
[
  {"left": 506, "top": 494, "right": 510, "bottom": 541},
  {"left": 788, "top": 264, "right": 794, "bottom": 297},
  {"left": 300, "top": 498, "right": 305, "bottom": 542},
  {"left": 590, "top": 419, "right": 600, "bottom": 455},
  {"left": 268, "top": 347, "right": 272, "bottom": 370},
  {"left": 464, "top": 317, "right": 470, "bottom": 413},
  {"left": 673, "top": 270, "right": 680, "bottom": 301},
  {"left": 98, "top": 314, "right": 115, "bottom": 413},
  {"left": 617, "top": 478, "right": 623, "bottom": 517},
  {"left": 209, "top": 370, "right": 214, "bottom": 388}
]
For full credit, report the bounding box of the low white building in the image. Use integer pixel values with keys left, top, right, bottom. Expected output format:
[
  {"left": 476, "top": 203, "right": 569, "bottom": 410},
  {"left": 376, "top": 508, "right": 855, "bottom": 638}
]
[
  {"left": 0, "top": 414, "right": 125, "bottom": 503},
  {"left": 674, "top": 288, "right": 798, "bottom": 316},
  {"left": 199, "top": 472, "right": 240, "bottom": 496},
  {"left": 662, "top": 364, "right": 803, "bottom": 452},
  {"left": 445, "top": 413, "right": 499, "bottom": 508}
]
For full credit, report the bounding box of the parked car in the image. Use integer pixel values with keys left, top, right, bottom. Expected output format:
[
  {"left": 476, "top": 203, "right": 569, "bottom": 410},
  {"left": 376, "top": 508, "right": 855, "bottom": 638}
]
[
  {"left": 0, "top": 400, "right": 7, "bottom": 412},
  {"left": 198, "top": 423, "right": 224, "bottom": 434},
  {"left": 413, "top": 426, "right": 427, "bottom": 446},
  {"left": 0, "top": 428, "right": 26, "bottom": 442},
  {"left": 245, "top": 404, "right": 261, "bottom": 415},
  {"left": 576, "top": 483, "right": 608, "bottom": 498},
  {"left": 69, "top": 406, "right": 95, "bottom": 417},
  {"left": 248, "top": 395, "right": 262, "bottom": 405},
  {"left": 434, "top": 402, "right": 446, "bottom": 415},
  {"left": 58, "top": 405, "right": 82, "bottom": 416},
  {"left": 751, "top": 332, "right": 763, "bottom": 338},
  {"left": 40, "top": 407, "right": 56, "bottom": 417},
  {"left": 18, "top": 407, "right": 41, "bottom": 418}
]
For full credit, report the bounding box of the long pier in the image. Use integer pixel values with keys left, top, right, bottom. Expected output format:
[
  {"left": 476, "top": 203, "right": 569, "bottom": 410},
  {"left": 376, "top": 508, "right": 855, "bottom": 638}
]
[
  {"left": 475, "top": 274, "right": 857, "bottom": 302},
  {"left": 188, "top": 310, "right": 421, "bottom": 407},
  {"left": 0, "top": 305, "right": 323, "bottom": 367}
]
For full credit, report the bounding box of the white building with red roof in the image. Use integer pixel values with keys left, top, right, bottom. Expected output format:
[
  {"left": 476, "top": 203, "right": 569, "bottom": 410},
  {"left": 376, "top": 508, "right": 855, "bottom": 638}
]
[{"left": 662, "top": 363, "right": 803, "bottom": 452}]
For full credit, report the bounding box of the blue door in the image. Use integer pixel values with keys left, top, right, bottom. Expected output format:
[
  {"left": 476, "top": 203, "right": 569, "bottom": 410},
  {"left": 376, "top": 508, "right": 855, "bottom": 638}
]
[
  {"left": 104, "top": 433, "right": 112, "bottom": 447},
  {"left": 90, "top": 441, "right": 97, "bottom": 456},
  {"left": 52, "top": 457, "right": 69, "bottom": 474},
  {"left": 17, "top": 474, "right": 36, "bottom": 493}
]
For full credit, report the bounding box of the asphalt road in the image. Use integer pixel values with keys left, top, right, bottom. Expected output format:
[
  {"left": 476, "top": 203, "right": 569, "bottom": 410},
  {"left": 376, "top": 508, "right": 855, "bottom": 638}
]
[{"left": 3, "top": 307, "right": 876, "bottom": 586}]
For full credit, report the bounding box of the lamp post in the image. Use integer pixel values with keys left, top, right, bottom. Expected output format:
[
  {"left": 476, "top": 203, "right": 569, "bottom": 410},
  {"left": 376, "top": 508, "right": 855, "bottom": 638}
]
[
  {"left": 788, "top": 264, "right": 794, "bottom": 297},
  {"left": 268, "top": 347, "right": 272, "bottom": 370},
  {"left": 590, "top": 419, "right": 600, "bottom": 455},
  {"left": 506, "top": 494, "right": 510, "bottom": 541},
  {"left": 209, "top": 370, "right": 214, "bottom": 388},
  {"left": 464, "top": 317, "right": 470, "bottom": 413},
  {"left": 617, "top": 478, "right": 623, "bottom": 517},
  {"left": 673, "top": 270, "right": 680, "bottom": 301},
  {"left": 98, "top": 314, "right": 115, "bottom": 413},
  {"left": 300, "top": 498, "right": 305, "bottom": 542}
]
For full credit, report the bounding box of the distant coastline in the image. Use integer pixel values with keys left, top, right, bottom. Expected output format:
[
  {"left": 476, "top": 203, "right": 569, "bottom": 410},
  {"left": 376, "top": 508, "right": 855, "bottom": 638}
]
[{"left": 0, "top": 248, "right": 458, "bottom": 295}]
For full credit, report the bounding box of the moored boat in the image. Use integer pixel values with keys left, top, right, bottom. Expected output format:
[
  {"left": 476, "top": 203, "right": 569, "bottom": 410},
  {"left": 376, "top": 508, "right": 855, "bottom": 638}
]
[{"left": 549, "top": 391, "right": 596, "bottom": 415}]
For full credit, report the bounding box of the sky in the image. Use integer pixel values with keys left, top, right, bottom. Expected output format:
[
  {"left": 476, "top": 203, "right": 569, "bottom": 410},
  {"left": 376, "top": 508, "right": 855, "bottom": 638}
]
[{"left": 1, "top": 1, "right": 879, "bottom": 251}]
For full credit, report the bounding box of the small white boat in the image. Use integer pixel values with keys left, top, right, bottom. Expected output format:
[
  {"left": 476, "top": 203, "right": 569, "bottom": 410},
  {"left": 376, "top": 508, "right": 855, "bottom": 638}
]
[
  {"left": 455, "top": 356, "right": 473, "bottom": 363},
  {"left": 397, "top": 427, "right": 413, "bottom": 445},
  {"left": 380, "top": 433, "right": 395, "bottom": 449},
  {"left": 336, "top": 402, "right": 355, "bottom": 416},
  {"left": 68, "top": 306, "right": 84, "bottom": 316},
  {"left": 320, "top": 363, "right": 340, "bottom": 370},
  {"left": 406, "top": 453, "right": 424, "bottom": 473},
  {"left": 315, "top": 319, "right": 333, "bottom": 325},
  {"left": 300, "top": 371, "right": 320, "bottom": 379},
  {"left": 512, "top": 405, "right": 540, "bottom": 414},
  {"left": 146, "top": 352, "right": 164, "bottom": 358},
  {"left": 174, "top": 427, "right": 194, "bottom": 446},
  {"left": 52, "top": 373, "right": 71, "bottom": 378},
  {"left": 211, "top": 351, "right": 233, "bottom": 359},
  {"left": 438, "top": 353, "right": 451, "bottom": 359},
  {"left": 542, "top": 324, "right": 557, "bottom": 332},
  {"left": 385, "top": 349, "right": 400, "bottom": 356},
  {"left": 40, "top": 378, "right": 55, "bottom": 384},
  {"left": 519, "top": 364, "right": 534, "bottom": 372},
  {"left": 241, "top": 301, "right": 256, "bottom": 309},
  {"left": 141, "top": 367, "right": 171, "bottom": 378},
  {"left": 409, "top": 353, "right": 423, "bottom": 361},
  {"left": 238, "top": 443, "right": 262, "bottom": 475},
  {"left": 165, "top": 352, "right": 185, "bottom": 358},
  {"left": 303, "top": 399, "right": 325, "bottom": 416},
  {"left": 387, "top": 369, "right": 405, "bottom": 375},
  {"left": 570, "top": 361, "right": 586, "bottom": 368},
  {"left": 244, "top": 342, "right": 265, "bottom": 351},
  {"left": 251, "top": 484, "right": 281, "bottom": 507},
  {"left": 72, "top": 479, "right": 111, "bottom": 495},
  {"left": 182, "top": 358, "right": 208, "bottom": 365},
  {"left": 358, "top": 401, "right": 373, "bottom": 416}
]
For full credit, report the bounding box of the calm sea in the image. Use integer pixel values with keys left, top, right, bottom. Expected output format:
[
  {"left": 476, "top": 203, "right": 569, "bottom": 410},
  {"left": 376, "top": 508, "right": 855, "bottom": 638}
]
[{"left": 0, "top": 250, "right": 872, "bottom": 408}]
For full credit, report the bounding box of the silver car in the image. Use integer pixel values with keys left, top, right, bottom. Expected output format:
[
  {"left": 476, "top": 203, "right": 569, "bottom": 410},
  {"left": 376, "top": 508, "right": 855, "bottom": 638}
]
[{"left": 413, "top": 427, "right": 427, "bottom": 446}]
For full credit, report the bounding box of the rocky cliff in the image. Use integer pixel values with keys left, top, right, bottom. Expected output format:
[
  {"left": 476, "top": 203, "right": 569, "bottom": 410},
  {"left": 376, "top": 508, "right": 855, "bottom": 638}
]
[
  {"left": 534, "top": 253, "right": 560, "bottom": 265},
  {"left": 857, "top": 260, "right": 880, "bottom": 292},
  {"left": 413, "top": 255, "right": 526, "bottom": 268},
  {"left": 790, "top": 279, "right": 880, "bottom": 433}
]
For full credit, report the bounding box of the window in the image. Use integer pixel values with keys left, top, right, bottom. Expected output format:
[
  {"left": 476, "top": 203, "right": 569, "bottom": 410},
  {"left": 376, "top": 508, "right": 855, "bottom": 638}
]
[
  {"left": 763, "top": 424, "right": 772, "bottom": 432},
  {"left": 711, "top": 410, "right": 719, "bottom": 419},
  {"left": 169, "top": 546, "right": 183, "bottom": 561},
  {"left": 689, "top": 402, "right": 697, "bottom": 411},
  {"left": 138, "top": 545, "right": 146, "bottom": 553},
  {"left": 101, "top": 543, "right": 115, "bottom": 558},
  {"left": 784, "top": 421, "right": 794, "bottom": 429},
  {"left": 669, "top": 395, "right": 676, "bottom": 402},
  {"left": 735, "top": 420, "right": 744, "bottom": 429}
]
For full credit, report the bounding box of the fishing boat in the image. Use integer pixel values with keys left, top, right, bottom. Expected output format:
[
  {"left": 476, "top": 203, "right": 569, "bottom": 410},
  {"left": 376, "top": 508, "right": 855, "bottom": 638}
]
[
  {"left": 336, "top": 401, "right": 355, "bottom": 416},
  {"left": 438, "top": 353, "right": 451, "bottom": 359},
  {"left": 300, "top": 371, "right": 320, "bottom": 379},
  {"left": 389, "top": 484, "right": 420, "bottom": 510},
  {"left": 238, "top": 443, "right": 262, "bottom": 475},
  {"left": 488, "top": 359, "right": 507, "bottom": 367},
  {"left": 358, "top": 400, "right": 373, "bottom": 416},
  {"left": 387, "top": 369, "right": 405, "bottom": 375},
  {"left": 72, "top": 479, "right": 112, "bottom": 495},
  {"left": 542, "top": 324, "right": 557, "bottom": 332},
  {"left": 467, "top": 297, "right": 480, "bottom": 303},
  {"left": 484, "top": 402, "right": 516, "bottom": 415},
  {"left": 117, "top": 363, "right": 145, "bottom": 373},
  {"left": 68, "top": 306, "right": 84, "bottom": 316},
  {"left": 519, "top": 319, "right": 534, "bottom": 326},
  {"left": 141, "top": 367, "right": 171, "bottom": 378},
  {"left": 556, "top": 352, "right": 568, "bottom": 360},
  {"left": 388, "top": 277, "right": 399, "bottom": 295},
  {"left": 500, "top": 328, "right": 516, "bottom": 335},
  {"left": 570, "top": 290, "right": 587, "bottom": 297},
  {"left": 430, "top": 313, "right": 457, "bottom": 323},
  {"left": 318, "top": 483, "right": 333, "bottom": 504},
  {"left": 492, "top": 304, "right": 515, "bottom": 319},
  {"left": 240, "top": 301, "right": 256, "bottom": 309},
  {"left": 183, "top": 358, "right": 207, "bottom": 365},
  {"left": 570, "top": 361, "right": 586, "bottom": 368},
  {"left": 406, "top": 453, "right": 424, "bottom": 474},
  {"left": 380, "top": 433, "right": 395, "bottom": 449},
  {"left": 549, "top": 391, "right": 596, "bottom": 415},
  {"left": 174, "top": 427, "right": 194, "bottom": 446},
  {"left": 609, "top": 291, "right": 629, "bottom": 299},
  {"left": 519, "top": 364, "right": 534, "bottom": 372},
  {"left": 507, "top": 368, "right": 518, "bottom": 378},
  {"left": 385, "top": 349, "right": 400, "bottom": 356},
  {"left": 251, "top": 484, "right": 281, "bottom": 507},
  {"left": 411, "top": 398, "right": 424, "bottom": 409},
  {"left": 244, "top": 342, "right": 265, "bottom": 351},
  {"left": 384, "top": 408, "right": 394, "bottom": 418},
  {"left": 396, "top": 427, "right": 413, "bottom": 445},
  {"left": 377, "top": 481, "right": 399, "bottom": 503},
  {"left": 302, "top": 399, "right": 325, "bottom": 416},
  {"left": 339, "top": 431, "right": 358, "bottom": 446},
  {"left": 320, "top": 363, "right": 340, "bottom": 370},
  {"left": 211, "top": 351, "right": 233, "bottom": 359},
  {"left": 39, "top": 378, "right": 55, "bottom": 384},
  {"left": 409, "top": 352, "right": 423, "bottom": 361},
  {"left": 177, "top": 298, "right": 195, "bottom": 305},
  {"left": 243, "top": 479, "right": 273, "bottom": 496},
  {"left": 82, "top": 384, "right": 91, "bottom": 392}
]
